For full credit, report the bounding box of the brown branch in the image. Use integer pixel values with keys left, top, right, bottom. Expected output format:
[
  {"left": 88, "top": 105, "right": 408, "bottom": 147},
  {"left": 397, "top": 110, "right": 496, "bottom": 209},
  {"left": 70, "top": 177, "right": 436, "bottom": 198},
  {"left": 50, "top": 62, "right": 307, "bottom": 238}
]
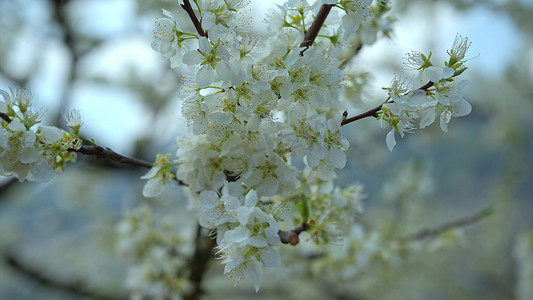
[
  {"left": 69, "top": 144, "right": 153, "bottom": 169},
  {"left": 279, "top": 223, "right": 310, "bottom": 245},
  {"left": 341, "top": 81, "right": 434, "bottom": 126},
  {"left": 1, "top": 112, "right": 12, "bottom": 123},
  {"left": 399, "top": 205, "right": 494, "bottom": 242},
  {"left": 184, "top": 224, "right": 216, "bottom": 300},
  {"left": 70, "top": 144, "right": 187, "bottom": 186},
  {"left": 300, "top": 4, "right": 334, "bottom": 56},
  {"left": 2, "top": 108, "right": 185, "bottom": 185},
  {"left": 181, "top": 0, "right": 207, "bottom": 37},
  {"left": 341, "top": 105, "right": 382, "bottom": 126},
  {"left": 2, "top": 251, "right": 126, "bottom": 300}
]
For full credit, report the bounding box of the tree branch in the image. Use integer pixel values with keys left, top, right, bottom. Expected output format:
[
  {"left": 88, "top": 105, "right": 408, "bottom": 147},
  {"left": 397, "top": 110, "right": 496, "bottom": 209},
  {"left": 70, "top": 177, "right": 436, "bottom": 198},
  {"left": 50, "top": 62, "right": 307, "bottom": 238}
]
[
  {"left": 2, "top": 251, "right": 126, "bottom": 300},
  {"left": 2, "top": 108, "right": 186, "bottom": 185},
  {"left": 184, "top": 224, "right": 216, "bottom": 300},
  {"left": 399, "top": 205, "right": 494, "bottom": 242},
  {"left": 181, "top": 0, "right": 207, "bottom": 37},
  {"left": 1, "top": 112, "right": 11, "bottom": 123},
  {"left": 341, "top": 81, "right": 435, "bottom": 126},
  {"left": 69, "top": 144, "right": 153, "bottom": 169},
  {"left": 300, "top": 4, "right": 334, "bottom": 56},
  {"left": 70, "top": 144, "right": 187, "bottom": 186},
  {"left": 279, "top": 222, "right": 310, "bottom": 245}
]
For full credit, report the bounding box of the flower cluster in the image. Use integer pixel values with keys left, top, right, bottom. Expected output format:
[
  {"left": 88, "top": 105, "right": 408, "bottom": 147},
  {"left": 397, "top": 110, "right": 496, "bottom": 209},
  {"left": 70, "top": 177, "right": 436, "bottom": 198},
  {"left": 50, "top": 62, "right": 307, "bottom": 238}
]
[
  {"left": 140, "top": 0, "right": 472, "bottom": 292},
  {"left": 141, "top": 153, "right": 175, "bottom": 197},
  {"left": 1, "top": 88, "right": 82, "bottom": 182},
  {"left": 116, "top": 206, "right": 192, "bottom": 300},
  {"left": 147, "top": 0, "right": 368, "bottom": 290},
  {"left": 380, "top": 34, "right": 472, "bottom": 151},
  {"left": 0, "top": 0, "right": 475, "bottom": 296},
  {"left": 285, "top": 162, "right": 465, "bottom": 293}
]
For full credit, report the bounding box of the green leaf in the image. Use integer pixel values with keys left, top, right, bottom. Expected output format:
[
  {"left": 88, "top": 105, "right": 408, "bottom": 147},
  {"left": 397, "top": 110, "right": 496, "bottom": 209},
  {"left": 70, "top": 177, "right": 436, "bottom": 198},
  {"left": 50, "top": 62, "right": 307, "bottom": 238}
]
[{"left": 299, "top": 193, "right": 309, "bottom": 223}]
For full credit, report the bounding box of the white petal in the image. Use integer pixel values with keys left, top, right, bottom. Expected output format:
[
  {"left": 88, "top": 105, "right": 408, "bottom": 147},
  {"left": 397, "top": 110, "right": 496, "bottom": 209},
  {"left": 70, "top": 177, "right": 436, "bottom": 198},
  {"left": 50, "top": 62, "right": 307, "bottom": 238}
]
[
  {"left": 200, "top": 13, "right": 216, "bottom": 32},
  {"left": 39, "top": 126, "right": 63, "bottom": 143},
  {"left": 440, "top": 111, "right": 452, "bottom": 132},
  {"left": 0, "top": 130, "right": 8, "bottom": 148},
  {"left": 161, "top": 8, "right": 175, "bottom": 19},
  {"left": 200, "top": 190, "right": 218, "bottom": 208},
  {"left": 192, "top": 112, "right": 208, "bottom": 134},
  {"left": 329, "top": 147, "right": 346, "bottom": 169},
  {"left": 442, "top": 66, "right": 455, "bottom": 78},
  {"left": 142, "top": 178, "right": 164, "bottom": 198},
  {"left": 224, "top": 225, "right": 250, "bottom": 244},
  {"left": 456, "top": 80, "right": 469, "bottom": 92},
  {"left": 245, "top": 189, "right": 258, "bottom": 207},
  {"left": 386, "top": 129, "right": 396, "bottom": 151},
  {"left": 182, "top": 50, "right": 204, "bottom": 65},
  {"left": 264, "top": 226, "right": 281, "bottom": 245},
  {"left": 260, "top": 247, "right": 281, "bottom": 268},
  {"left": 407, "top": 90, "right": 426, "bottom": 107},
  {"left": 197, "top": 66, "right": 214, "bottom": 88},
  {"left": 216, "top": 46, "right": 230, "bottom": 61},
  {"left": 216, "top": 61, "right": 232, "bottom": 82},
  {"left": 305, "top": 153, "right": 320, "bottom": 168},
  {"left": 247, "top": 236, "right": 268, "bottom": 248},
  {"left": 223, "top": 195, "right": 241, "bottom": 210},
  {"left": 420, "top": 109, "right": 436, "bottom": 129},
  {"left": 426, "top": 66, "right": 444, "bottom": 83},
  {"left": 246, "top": 115, "right": 261, "bottom": 132},
  {"left": 210, "top": 111, "right": 233, "bottom": 125},
  {"left": 317, "top": 163, "right": 336, "bottom": 181},
  {"left": 237, "top": 206, "right": 253, "bottom": 224},
  {"left": 22, "top": 131, "right": 36, "bottom": 147},
  {"left": 19, "top": 148, "right": 40, "bottom": 164},
  {"left": 259, "top": 176, "right": 279, "bottom": 196},
  {"left": 140, "top": 166, "right": 161, "bottom": 179},
  {"left": 7, "top": 119, "right": 25, "bottom": 132},
  {"left": 246, "top": 260, "right": 262, "bottom": 292},
  {"left": 453, "top": 99, "right": 472, "bottom": 117}
]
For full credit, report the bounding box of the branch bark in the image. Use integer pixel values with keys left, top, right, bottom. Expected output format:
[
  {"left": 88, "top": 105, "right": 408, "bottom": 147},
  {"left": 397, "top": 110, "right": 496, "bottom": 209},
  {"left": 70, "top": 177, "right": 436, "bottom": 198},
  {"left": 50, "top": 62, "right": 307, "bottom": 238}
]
[
  {"left": 341, "top": 81, "right": 435, "bottom": 126},
  {"left": 69, "top": 144, "right": 154, "bottom": 169},
  {"left": 1, "top": 112, "right": 11, "bottom": 123},
  {"left": 300, "top": 4, "right": 334, "bottom": 55},
  {"left": 184, "top": 224, "right": 216, "bottom": 300},
  {"left": 181, "top": 0, "right": 207, "bottom": 37},
  {"left": 2, "top": 251, "right": 126, "bottom": 300},
  {"left": 399, "top": 205, "right": 494, "bottom": 242},
  {"left": 70, "top": 144, "right": 187, "bottom": 186}
]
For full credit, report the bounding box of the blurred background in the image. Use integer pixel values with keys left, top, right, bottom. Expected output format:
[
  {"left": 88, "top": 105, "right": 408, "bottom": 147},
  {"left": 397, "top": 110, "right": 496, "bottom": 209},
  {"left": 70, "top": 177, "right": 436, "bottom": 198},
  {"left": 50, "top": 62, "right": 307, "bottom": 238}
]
[{"left": 0, "top": 0, "right": 532, "bottom": 299}]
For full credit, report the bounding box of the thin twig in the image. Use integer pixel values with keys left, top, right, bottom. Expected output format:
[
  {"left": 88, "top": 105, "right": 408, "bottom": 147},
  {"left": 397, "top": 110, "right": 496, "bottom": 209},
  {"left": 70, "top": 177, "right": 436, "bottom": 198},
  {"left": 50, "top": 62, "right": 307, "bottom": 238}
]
[
  {"left": 69, "top": 144, "right": 186, "bottom": 186},
  {"left": 399, "top": 205, "right": 494, "bottom": 242},
  {"left": 181, "top": 0, "right": 207, "bottom": 37},
  {"left": 3, "top": 106, "right": 183, "bottom": 185},
  {"left": 2, "top": 251, "right": 126, "bottom": 300},
  {"left": 69, "top": 144, "right": 153, "bottom": 169},
  {"left": 341, "top": 81, "right": 434, "bottom": 126},
  {"left": 300, "top": 4, "right": 334, "bottom": 56}
]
